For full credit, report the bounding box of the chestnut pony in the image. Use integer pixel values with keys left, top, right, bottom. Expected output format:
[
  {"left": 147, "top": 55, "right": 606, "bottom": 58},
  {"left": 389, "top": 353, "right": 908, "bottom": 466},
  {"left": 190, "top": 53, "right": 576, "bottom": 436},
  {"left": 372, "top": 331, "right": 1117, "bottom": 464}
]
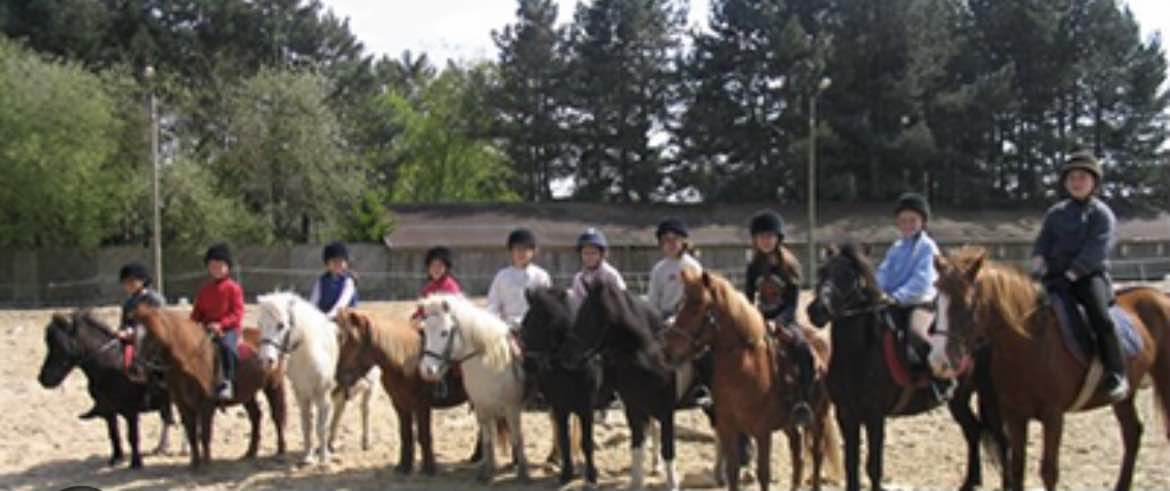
[
  {"left": 662, "top": 267, "right": 841, "bottom": 491},
  {"left": 133, "top": 301, "right": 287, "bottom": 468},
  {"left": 934, "top": 247, "right": 1170, "bottom": 491}
]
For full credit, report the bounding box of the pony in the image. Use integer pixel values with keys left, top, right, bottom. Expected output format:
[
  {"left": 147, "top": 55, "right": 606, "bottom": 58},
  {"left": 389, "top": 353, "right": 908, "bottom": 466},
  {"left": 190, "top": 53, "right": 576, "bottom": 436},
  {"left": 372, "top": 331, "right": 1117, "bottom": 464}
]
[
  {"left": 334, "top": 308, "right": 474, "bottom": 475},
  {"left": 520, "top": 287, "right": 605, "bottom": 485},
  {"left": 933, "top": 246, "right": 1170, "bottom": 491},
  {"left": 417, "top": 295, "right": 529, "bottom": 483},
  {"left": 132, "top": 300, "right": 287, "bottom": 468},
  {"left": 38, "top": 311, "right": 179, "bottom": 469},
  {"left": 256, "top": 292, "right": 339, "bottom": 466},
  {"left": 661, "top": 268, "right": 842, "bottom": 491},
  {"left": 569, "top": 280, "right": 682, "bottom": 491},
  {"left": 326, "top": 366, "right": 378, "bottom": 454},
  {"left": 804, "top": 243, "right": 1004, "bottom": 491}
]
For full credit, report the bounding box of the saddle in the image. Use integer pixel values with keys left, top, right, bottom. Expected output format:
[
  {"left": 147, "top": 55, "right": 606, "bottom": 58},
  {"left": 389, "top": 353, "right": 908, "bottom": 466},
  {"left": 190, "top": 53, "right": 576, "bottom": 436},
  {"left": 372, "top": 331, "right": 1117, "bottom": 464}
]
[
  {"left": 1046, "top": 289, "right": 1142, "bottom": 366},
  {"left": 880, "top": 306, "right": 969, "bottom": 389}
]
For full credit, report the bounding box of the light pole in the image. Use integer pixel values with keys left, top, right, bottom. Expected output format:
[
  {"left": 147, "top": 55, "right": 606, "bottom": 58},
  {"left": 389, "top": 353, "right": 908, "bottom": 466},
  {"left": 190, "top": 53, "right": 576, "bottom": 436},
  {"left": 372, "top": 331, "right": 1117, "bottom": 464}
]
[
  {"left": 145, "top": 65, "right": 163, "bottom": 296},
  {"left": 807, "top": 76, "right": 831, "bottom": 286}
]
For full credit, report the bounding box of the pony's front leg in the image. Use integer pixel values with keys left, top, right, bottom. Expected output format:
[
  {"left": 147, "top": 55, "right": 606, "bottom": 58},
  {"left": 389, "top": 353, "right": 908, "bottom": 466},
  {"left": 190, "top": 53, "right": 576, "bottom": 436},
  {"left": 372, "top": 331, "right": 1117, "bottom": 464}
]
[
  {"left": 507, "top": 408, "right": 529, "bottom": 483},
  {"left": 297, "top": 396, "right": 315, "bottom": 465},
  {"left": 327, "top": 388, "right": 347, "bottom": 453},
  {"left": 1004, "top": 416, "right": 1028, "bottom": 491},
  {"left": 126, "top": 412, "right": 143, "bottom": 469},
  {"left": 1039, "top": 413, "right": 1064, "bottom": 491},
  {"left": 104, "top": 415, "right": 124, "bottom": 467},
  {"left": 627, "top": 413, "right": 649, "bottom": 490},
  {"left": 718, "top": 426, "right": 742, "bottom": 491},
  {"left": 659, "top": 415, "right": 678, "bottom": 491},
  {"left": 178, "top": 405, "right": 200, "bottom": 469},
  {"left": 360, "top": 382, "right": 373, "bottom": 451},
  {"left": 756, "top": 431, "right": 773, "bottom": 491},
  {"left": 580, "top": 409, "right": 599, "bottom": 485},
  {"left": 837, "top": 411, "right": 862, "bottom": 491},
  {"left": 863, "top": 417, "right": 885, "bottom": 491},
  {"left": 476, "top": 412, "right": 497, "bottom": 483},
  {"left": 153, "top": 404, "right": 174, "bottom": 455},
  {"left": 787, "top": 427, "right": 803, "bottom": 491},
  {"left": 554, "top": 408, "right": 574, "bottom": 484},
  {"left": 316, "top": 394, "right": 334, "bottom": 465}
]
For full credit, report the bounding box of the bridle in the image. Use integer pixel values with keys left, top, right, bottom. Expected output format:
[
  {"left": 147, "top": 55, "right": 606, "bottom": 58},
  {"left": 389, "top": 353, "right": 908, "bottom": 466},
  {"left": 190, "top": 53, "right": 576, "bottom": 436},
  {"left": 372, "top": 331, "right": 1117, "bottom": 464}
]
[
  {"left": 420, "top": 312, "right": 481, "bottom": 377},
  {"left": 660, "top": 306, "right": 718, "bottom": 362},
  {"left": 260, "top": 301, "right": 301, "bottom": 356},
  {"left": 818, "top": 262, "right": 886, "bottom": 319}
]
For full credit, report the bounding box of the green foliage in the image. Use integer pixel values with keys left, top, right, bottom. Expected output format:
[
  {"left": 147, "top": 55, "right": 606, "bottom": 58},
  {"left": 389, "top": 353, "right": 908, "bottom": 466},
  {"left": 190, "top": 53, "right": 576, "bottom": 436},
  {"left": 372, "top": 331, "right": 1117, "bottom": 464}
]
[
  {"left": 160, "top": 156, "right": 270, "bottom": 248},
  {"left": 213, "top": 68, "right": 361, "bottom": 243},
  {"left": 385, "top": 65, "right": 519, "bottom": 203},
  {"left": 0, "top": 38, "right": 128, "bottom": 248}
]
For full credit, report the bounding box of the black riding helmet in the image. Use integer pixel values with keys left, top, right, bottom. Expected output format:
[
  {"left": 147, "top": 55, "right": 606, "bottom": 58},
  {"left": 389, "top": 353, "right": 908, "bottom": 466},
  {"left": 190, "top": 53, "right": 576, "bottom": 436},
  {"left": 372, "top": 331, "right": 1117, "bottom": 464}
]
[
  {"left": 204, "top": 243, "right": 233, "bottom": 268},
  {"left": 749, "top": 210, "right": 785, "bottom": 239},
  {"left": 507, "top": 228, "right": 537, "bottom": 249},
  {"left": 893, "top": 192, "right": 931, "bottom": 223},
  {"left": 323, "top": 241, "right": 349, "bottom": 263},
  {"left": 119, "top": 262, "right": 152, "bottom": 286},
  {"left": 655, "top": 218, "right": 689, "bottom": 240},
  {"left": 424, "top": 246, "right": 453, "bottom": 269}
]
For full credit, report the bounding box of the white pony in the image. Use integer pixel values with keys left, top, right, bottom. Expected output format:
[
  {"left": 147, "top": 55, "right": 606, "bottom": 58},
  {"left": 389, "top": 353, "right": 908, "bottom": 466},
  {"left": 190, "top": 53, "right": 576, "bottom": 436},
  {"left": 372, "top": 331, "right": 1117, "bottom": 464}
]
[
  {"left": 257, "top": 291, "right": 339, "bottom": 465},
  {"left": 418, "top": 294, "right": 528, "bottom": 483}
]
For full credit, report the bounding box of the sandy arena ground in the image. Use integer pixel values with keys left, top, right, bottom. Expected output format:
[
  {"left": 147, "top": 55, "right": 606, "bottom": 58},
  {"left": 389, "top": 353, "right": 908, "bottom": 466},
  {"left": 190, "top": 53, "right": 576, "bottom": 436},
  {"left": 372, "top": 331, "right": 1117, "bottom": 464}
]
[{"left": 2, "top": 300, "right": 1169, "bottom": 491}]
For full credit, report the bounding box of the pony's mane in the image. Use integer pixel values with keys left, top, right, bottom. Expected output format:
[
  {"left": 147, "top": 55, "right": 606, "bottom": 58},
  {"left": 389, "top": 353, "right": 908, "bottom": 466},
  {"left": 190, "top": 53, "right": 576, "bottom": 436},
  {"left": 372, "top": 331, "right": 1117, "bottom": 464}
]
[
  {"left": 257, "top": 291, "right": 337, "bottom": 340},
  {"left": 695, "top": 269, "right": 767, "bottom": 342},
  {"left": 421, "top": 294, "right": 513, "bottom": 371},
  {"left": 950, "top": 246, "right": 1041, "bottom": 337},
  {"left": 340, "top": 309, "right": 419, "bottom": 369},
  {"left": 835, "top": 242, "right": 883, "bottom": 298},
  {"left": 526, "top": 287, "right": 572, "bottom": 329},
  {"left": 71, "top": 310, "right": 118, "bottom": 338}
]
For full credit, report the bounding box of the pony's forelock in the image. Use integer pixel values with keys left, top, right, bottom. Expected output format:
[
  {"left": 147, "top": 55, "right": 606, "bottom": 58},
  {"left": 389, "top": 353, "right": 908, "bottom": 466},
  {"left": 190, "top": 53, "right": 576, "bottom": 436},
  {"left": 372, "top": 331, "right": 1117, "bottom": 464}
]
[{"left": 426, "top": 294, "right": 513, "bottom": 371}]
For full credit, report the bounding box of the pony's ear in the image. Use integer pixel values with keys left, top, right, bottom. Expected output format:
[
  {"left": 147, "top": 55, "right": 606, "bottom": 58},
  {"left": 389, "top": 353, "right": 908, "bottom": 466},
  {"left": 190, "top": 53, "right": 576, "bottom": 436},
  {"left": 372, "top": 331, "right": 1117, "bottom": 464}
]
[
  {"left": 524, "top": 288, "right": 533, "bottom": 303},
  {"left": 51, "top": 312, "right": 69, "bottom": 327},
  {"left": 934, "top": 254, "right": 949, "bottom": 274},
  {"left": 861, "top": 242, "right": 873, "bottom": 257},
  {"left": 965, "top": 251, "right": 986, "bottom": 281},
  {"left": 822, "top": 244, "right": 838, "bottom": 261},
  {"left": 441, "top": 299, "right": 451, "bottom": 313}
]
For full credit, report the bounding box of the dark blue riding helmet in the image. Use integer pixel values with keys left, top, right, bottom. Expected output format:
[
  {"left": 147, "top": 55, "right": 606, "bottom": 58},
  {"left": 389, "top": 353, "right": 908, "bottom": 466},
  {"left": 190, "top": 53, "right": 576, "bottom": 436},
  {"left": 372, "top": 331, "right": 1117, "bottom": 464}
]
[{"left": 577, "top": 228, "right": 609, "bottom": 251}]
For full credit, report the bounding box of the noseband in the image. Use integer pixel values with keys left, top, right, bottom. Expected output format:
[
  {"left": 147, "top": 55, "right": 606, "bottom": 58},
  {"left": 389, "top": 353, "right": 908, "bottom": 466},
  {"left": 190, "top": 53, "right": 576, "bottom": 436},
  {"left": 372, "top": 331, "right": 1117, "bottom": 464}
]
[{"left": 661, "top": 306, "right": 718, "bottom": 361}]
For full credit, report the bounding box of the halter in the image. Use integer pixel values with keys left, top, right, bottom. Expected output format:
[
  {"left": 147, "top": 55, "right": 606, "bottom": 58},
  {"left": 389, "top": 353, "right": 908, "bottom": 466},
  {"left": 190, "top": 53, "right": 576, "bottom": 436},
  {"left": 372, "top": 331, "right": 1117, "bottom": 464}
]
[
  {"left": 660, "top": 307, "right": 718, "bottom": 361},
  {"left": 260, "top": 301, "right": 301, "bottom": 356},
  {"left": 420, "top": 312, "right": 482, "bottom": 377}
]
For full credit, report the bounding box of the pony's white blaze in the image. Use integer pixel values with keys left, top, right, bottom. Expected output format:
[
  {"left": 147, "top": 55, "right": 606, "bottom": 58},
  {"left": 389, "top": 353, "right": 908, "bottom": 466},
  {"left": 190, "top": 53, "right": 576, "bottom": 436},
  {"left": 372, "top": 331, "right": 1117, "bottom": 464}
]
[
  {"left": 930, "top": 293, "right": 956, "bottom": 378},
  {"left": 819, "top": 283, "right": 834, "bottom": 312},
  {"left": 256, "top": 292, "right": 339, "bottom": 466}
]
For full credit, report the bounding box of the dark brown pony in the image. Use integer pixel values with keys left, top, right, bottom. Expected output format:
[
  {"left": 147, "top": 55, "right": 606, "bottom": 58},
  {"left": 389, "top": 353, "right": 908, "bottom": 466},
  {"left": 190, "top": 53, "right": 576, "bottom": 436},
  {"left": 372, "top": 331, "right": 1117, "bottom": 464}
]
[
  {"left": 334, "top": 308, "right": 472, "bottom": 475},
  {"left": 935, "top": 247, "right": 1170, "bottom": 491},
  {"left": 133, "top": 302, "right": 287, "bottom": 469},
  {"left": 662, "top": 267, "right": 842, "bottom": 491}
]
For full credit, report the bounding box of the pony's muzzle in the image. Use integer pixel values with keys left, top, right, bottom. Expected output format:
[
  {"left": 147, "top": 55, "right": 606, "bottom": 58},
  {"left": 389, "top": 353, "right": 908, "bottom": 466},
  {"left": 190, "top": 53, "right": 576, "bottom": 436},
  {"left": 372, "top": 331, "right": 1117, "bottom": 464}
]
[{"left": 419, "top": 360, "right": 444, "bottom": 382}]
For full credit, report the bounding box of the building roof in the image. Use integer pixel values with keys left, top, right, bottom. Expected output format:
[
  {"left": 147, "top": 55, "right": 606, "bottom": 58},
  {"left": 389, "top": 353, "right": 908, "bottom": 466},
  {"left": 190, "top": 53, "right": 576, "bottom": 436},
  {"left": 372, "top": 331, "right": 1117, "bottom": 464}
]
[{"left": 384, "top": 202, "right": 1170, "bottom": 249}]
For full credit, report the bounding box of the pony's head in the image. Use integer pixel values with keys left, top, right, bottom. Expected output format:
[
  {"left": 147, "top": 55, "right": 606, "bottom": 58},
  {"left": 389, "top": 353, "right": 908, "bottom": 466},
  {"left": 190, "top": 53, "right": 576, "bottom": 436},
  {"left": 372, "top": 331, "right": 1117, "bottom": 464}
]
[
  {"left": 39, "top": 311, "right": 116, "bottom": 387},
  {"left": 39, "top": 313, "right": 82, "bottom": 387},
  {"left": 807, "top": 243, "right": 882, "bottom": 328},
  {"left": 570, "top": 280, "right": 660, "bottom": 366},
  {"left": 418, "top": 294, "right": 512, "bottom": 381},
  {"left": 256, "top": 292, "right": 299, "bottom": 371},
  {"left": 335, "top": 308, "right": 377, "bottom": 389},
  {"left": 520, "top": 288, "right": 572, "bottom": 373},
  {"left": 662, "top": 267, "right": 763, "bottom": 366},
  {"left": 932, "top": 246, "right": 990, "bottom": 377},
  {"left": 662, "top": 266, "right": 718, "bottom": 365}
]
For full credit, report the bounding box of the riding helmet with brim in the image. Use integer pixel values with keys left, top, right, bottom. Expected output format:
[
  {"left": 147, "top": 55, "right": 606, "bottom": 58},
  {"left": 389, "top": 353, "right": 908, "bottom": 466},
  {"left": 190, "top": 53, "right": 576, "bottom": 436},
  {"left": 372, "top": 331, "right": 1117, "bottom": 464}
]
[
  {"left": 119, "top": 262, "right": 152, "bottom": 286},
  {"left": 749, "top": 210, "right": 785, "bottom": 239},
  {"left": 893, "top": 192, "right": 931, "bottom": 223},
  {"left": 323, "top": 241, "right": 350, "bottom": 263},
  {"left": 577, "top": 228, "right": 609, "bottom": 251},
  {"left": 204, "top": 243, "right": 233, "bottom": 267},
  {"left": 507, "top": 228, "right": 537, "bottom": 249},
  {"left": 1060, "top": 150, "right": 1103, "bottom": 186},
  {"left": 656, "top": 218, "right": 689, "bottom": 240}
]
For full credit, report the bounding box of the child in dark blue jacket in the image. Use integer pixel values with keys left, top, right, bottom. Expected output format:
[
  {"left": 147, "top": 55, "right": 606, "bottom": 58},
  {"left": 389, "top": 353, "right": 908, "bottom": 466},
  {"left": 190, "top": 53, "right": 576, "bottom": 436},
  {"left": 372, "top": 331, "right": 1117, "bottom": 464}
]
[{"left": 1032, "top": 150, "right": 1127, "bottom": 402}]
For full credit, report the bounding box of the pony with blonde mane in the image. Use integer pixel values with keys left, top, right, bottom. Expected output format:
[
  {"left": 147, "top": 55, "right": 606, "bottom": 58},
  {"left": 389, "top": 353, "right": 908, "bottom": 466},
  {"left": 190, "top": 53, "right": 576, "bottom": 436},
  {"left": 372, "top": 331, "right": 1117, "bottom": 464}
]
[
  {"left": 256, "top": 291, "right": 339, "bottom": 466},
  {"left": 418, "top": 294, "right": 528, "bottom": 483},
  {"left": 662, "top": 268, "right": 841, "bottom": 491},
  {"left": 934, "top": 246, "right": 1170, "bottom": 491}
]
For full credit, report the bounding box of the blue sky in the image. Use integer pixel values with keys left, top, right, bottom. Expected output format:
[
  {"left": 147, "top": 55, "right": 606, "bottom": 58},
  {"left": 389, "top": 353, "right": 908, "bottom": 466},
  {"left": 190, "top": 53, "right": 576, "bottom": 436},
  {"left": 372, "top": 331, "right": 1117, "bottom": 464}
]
[{"left": 323, "top": 0, "right": 1170, "bottom": 66}]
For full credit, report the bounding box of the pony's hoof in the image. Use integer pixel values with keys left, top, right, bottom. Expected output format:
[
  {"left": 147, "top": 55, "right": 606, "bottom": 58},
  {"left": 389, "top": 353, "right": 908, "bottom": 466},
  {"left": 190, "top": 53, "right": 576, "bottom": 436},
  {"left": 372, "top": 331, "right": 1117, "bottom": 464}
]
[
  {"left": 108, "top": 455, "right": 124, "bottom": 467},
  {"left": 476, "top": 472, "right": 492, "bottom": 484},
  {"left": 130, "top": 458, "right": 143, "bottom": 470},
  {"left": 422, "top": 462, "right": 437, "bottom": 476},
  {"left": 394, "top": 463, "right": 413, "bottom": 475},
  {"left": 559, "top": 470, "right": 574, "bottom": 484}
]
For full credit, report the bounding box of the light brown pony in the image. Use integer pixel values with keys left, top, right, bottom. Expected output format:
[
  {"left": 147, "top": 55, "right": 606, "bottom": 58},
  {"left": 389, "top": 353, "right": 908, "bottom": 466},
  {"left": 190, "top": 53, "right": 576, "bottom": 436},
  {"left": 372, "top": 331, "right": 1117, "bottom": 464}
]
[
  {"left": 133, "top": 302, "right": 287, "bottom": 469},
  {"left": 934, "top": 247, "right": 1170, "bottom": 491},
  {"left": 662, "top": 267, "right": 842, "bottom": 491},
  {"left": 334, "top": 308, "right": 472, "bottom": 475}
]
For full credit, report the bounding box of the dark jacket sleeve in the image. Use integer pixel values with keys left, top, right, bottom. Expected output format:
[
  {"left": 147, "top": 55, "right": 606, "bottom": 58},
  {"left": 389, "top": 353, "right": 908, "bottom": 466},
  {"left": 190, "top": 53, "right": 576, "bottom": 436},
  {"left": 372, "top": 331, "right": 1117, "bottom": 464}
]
[
  {"left": 1070, "top": 202, "right": 1117, "bottom": 277},
  {"left": 1031, "top": 205, "right": 1056, "bottom": 259},
  {"left": 778, "top": 282, "right": 799, "bottom": 326},
  {"left": 744, "top": 263, "right": 757, "bottom": 304}
]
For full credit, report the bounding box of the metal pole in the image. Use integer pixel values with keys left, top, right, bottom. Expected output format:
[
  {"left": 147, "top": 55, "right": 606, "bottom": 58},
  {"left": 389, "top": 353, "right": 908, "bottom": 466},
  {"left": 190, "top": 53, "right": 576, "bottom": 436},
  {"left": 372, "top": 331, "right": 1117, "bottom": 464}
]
[
  {"left": 807, "top": 93, "right": 817, "bottom": 287},
  {"left": 149, "top": 86, "right": 163, "bottom": 296}
]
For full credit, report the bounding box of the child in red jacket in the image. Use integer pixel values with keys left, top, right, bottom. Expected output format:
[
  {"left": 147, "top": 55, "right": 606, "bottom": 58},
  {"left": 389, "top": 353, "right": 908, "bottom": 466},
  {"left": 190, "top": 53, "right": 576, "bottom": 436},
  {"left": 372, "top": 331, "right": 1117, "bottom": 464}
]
[
  {"left": 413, "top": 246, "right": 463, "bottom": 321},
  {"left": 191, "top": 243, "right": 245, "bottom": 400}
]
